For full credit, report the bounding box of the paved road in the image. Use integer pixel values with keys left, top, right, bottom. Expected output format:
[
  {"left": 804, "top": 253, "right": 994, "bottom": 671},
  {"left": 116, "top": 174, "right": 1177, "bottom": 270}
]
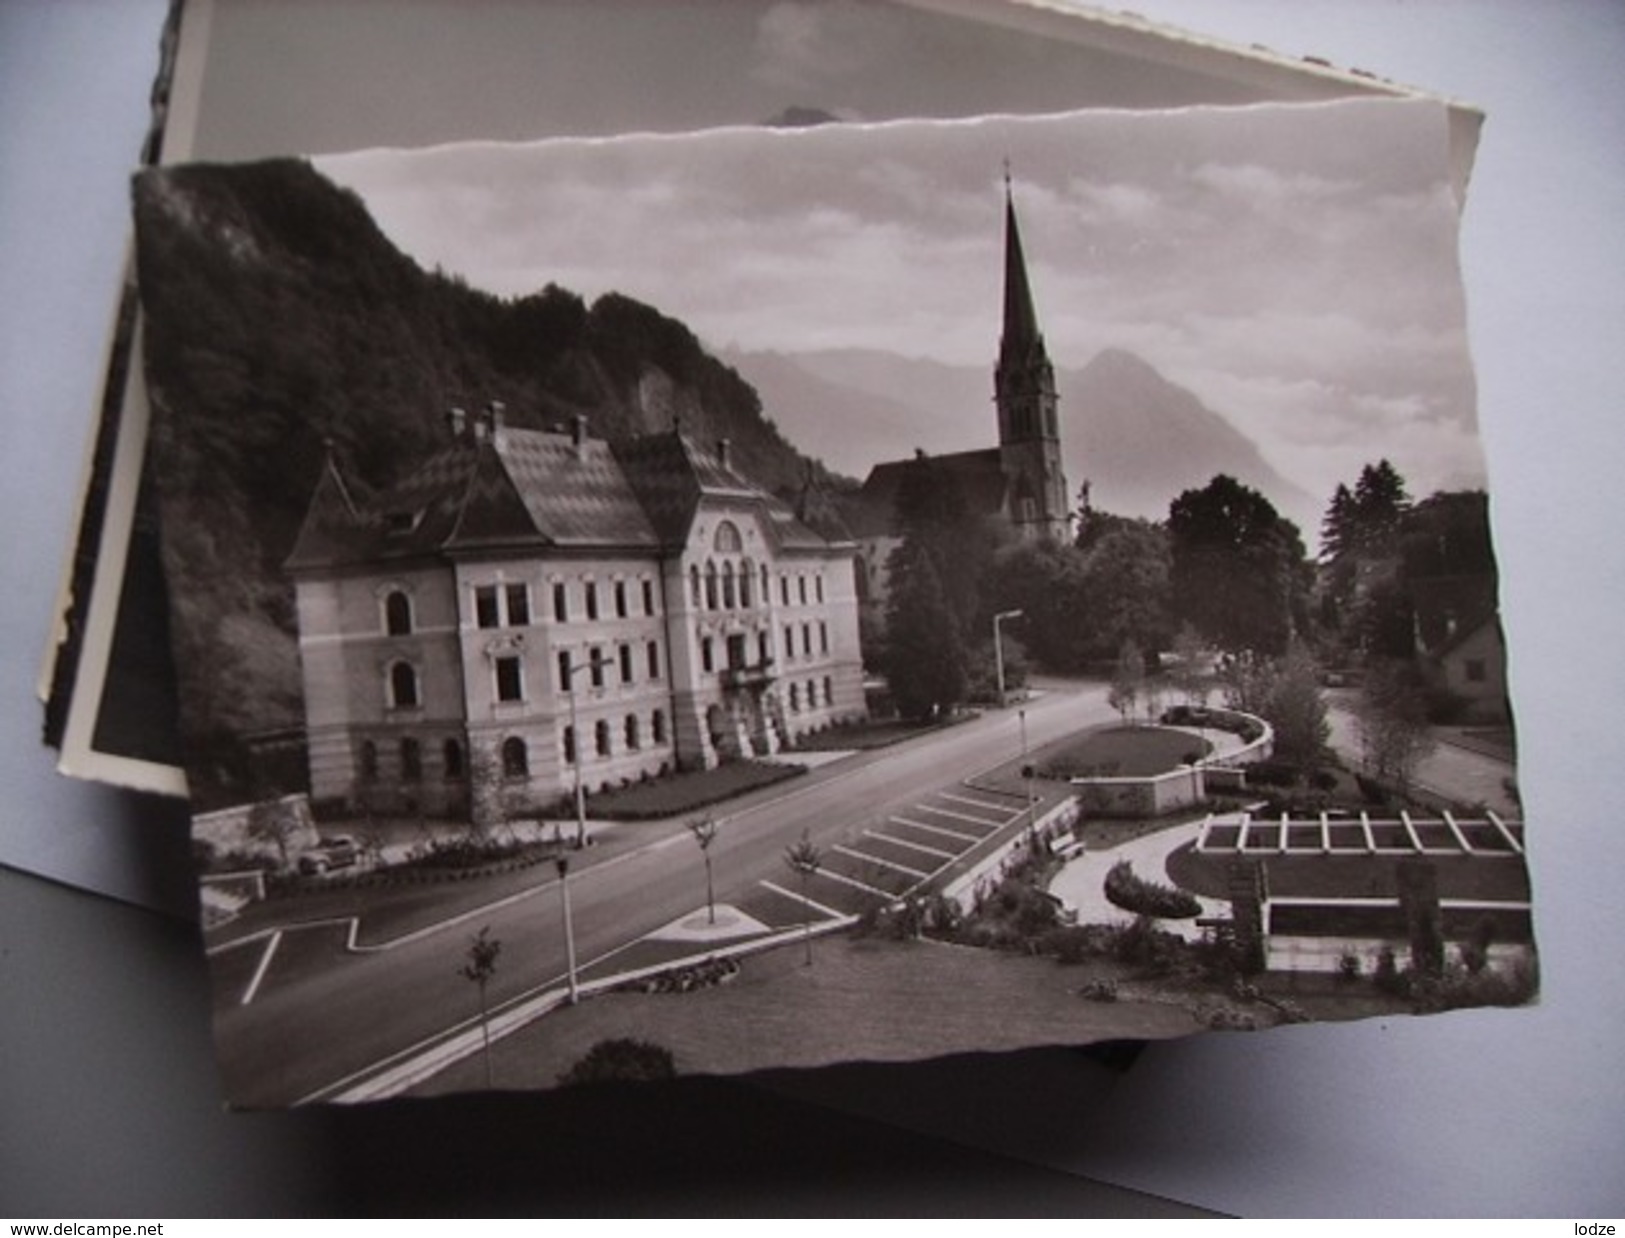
[
  {"left": 1323, "top": 692, "right": 1520, "bottom": 816},
  {"left": 212, "top": 679, "right": 1116, "bottom": 1105}
]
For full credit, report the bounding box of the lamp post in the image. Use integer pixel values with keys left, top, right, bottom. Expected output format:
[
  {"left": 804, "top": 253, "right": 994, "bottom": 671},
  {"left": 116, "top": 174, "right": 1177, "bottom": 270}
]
[
  {"left": 563, "top": 649, "right": 606, "bottom": 850},
  {"left": 1019, "top": 705, "right": 1034, "bottom": 823},
  {"left": 554, "top": 855, "right": 579, "bottom": 1004},
  {"left": 993, "top": 609, "right": 1024, "bottom": 708}
]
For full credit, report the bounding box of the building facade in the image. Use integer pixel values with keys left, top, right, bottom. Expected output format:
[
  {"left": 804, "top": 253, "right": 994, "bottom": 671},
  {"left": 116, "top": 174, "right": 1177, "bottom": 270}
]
[{"left": 286, "top": 411, "right": 865, "bottom": 817}]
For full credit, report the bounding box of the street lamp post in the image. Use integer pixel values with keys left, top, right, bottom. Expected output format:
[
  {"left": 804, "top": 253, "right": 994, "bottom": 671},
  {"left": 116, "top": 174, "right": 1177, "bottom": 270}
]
[
  {"left": 554, "top": 855, "right": 579, "bottom": 1004},
  {"left": 1019, "top": 706, "right": 1034, "bottom": 823},
  {"left": 563, "top": 650, "right": 607, "bottom": 850},
  {"left": 993, "top": 609, "right": 1024, "bottom": 708}
]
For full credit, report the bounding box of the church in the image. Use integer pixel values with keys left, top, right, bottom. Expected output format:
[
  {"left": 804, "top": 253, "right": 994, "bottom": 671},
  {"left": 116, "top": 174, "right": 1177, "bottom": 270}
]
[
  {"left": 852, "top": 180, "right": 1072, "bottom": 610},
  {"left": 284, "top": 412, "right": 865, "bottom": 818}
]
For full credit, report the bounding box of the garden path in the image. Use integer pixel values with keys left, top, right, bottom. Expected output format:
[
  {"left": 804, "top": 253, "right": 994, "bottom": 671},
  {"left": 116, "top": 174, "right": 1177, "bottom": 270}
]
[{"left": 1047, "top": 815, "right": 1232, "bottom": 941}]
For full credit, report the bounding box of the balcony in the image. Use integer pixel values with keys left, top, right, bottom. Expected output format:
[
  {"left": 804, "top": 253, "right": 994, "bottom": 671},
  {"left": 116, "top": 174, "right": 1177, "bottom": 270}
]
[{"left": 721, "top": 659, "right": 776, "bottom": 691}]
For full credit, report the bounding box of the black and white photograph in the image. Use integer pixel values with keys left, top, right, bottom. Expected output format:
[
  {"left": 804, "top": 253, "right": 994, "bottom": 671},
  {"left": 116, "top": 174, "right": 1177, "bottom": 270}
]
[{"left": 131, "top": 96, "right": 1534, "bottom": 1108}]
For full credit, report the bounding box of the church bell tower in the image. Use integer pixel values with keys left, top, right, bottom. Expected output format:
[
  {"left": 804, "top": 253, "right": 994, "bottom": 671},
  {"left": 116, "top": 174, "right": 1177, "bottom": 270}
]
[{"left": 995, "top": 175, "right": 1071, "bottom": 543}]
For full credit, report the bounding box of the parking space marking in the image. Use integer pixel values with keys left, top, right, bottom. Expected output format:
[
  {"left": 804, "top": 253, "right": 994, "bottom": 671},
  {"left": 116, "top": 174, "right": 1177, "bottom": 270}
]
[
  {"left": 833, "top": 843, "right": 931, "bottom": 880},
  {"left": 806, "top": 865, "right": 897, "bottom": 900},
  {"left": 938, "top": 791, "right": 1024, "bottom": 817},
  {"left": 758, "top": 880, "right": 845, "bottom": 921},
  {"left": 890, "top": 815, "right": 981, "bottom": 844},
  {"left": 914, "top": 802, "right": 1008, "bottom": 829},
  {"left": 240, "top": 929, "right": 282, "bottom": 1007},
  {"left": 863, "top": 829, "right": 955, "bottom": 860}
]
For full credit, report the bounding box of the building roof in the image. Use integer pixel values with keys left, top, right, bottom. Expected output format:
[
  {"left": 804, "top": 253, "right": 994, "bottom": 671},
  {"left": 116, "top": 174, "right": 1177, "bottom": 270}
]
[
  {"left": 1409, "top": 574, "right": 1500, "bottom": 658},
  {"left": 856, "top": 447, "right": 1010, "bottom": 537},
  {"left": 286, "top": 417, "right": 844, "bottom": 572}
]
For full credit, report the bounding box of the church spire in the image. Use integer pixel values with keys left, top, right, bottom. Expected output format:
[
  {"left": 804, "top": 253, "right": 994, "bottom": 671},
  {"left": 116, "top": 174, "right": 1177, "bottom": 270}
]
[{"left": 999, "top": 172, "right": 1047, "bottom": 375}]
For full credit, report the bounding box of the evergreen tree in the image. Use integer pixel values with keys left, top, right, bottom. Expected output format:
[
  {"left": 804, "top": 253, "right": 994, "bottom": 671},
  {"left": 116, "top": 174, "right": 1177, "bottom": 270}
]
[{"left": 883, "top": 538, "right": 969, "bottom": 720}]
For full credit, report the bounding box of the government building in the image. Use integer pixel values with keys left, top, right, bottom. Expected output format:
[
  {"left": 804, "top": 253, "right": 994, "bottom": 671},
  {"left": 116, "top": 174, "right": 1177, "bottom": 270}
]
[{"left": 285, "top": 411, "right": 865, "bottom": 818}]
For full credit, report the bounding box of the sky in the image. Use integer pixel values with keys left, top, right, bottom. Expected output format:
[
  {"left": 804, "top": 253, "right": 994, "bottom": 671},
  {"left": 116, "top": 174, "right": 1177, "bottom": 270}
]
[{"left": 315, "top": 96, "right": 1484, "bottom": 506}]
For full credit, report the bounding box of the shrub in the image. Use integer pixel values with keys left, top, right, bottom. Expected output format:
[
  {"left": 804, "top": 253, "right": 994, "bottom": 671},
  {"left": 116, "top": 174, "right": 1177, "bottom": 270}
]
[
  {"left": 1103, "top": 860, "right": 1202, "bottom": 920},
  {"left": 1244, "top": 761, "right": 1299, "bottom": 788},
  {"left": 1338, "top": 952, "right": 1362, "bottom": 982},
  {"left": 1079, "top": 978, "right": 1119, "bottom": 1002},
  {"left": 557, "top": 1037, "right": 676, "bottom": 1086},
  {"left": 1108, "top": 915, "right": 1188, "bottom": 974}
]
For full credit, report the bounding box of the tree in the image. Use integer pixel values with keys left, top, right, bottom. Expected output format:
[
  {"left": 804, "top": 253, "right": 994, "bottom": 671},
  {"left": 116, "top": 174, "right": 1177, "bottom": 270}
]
[
  {"left": 1265, "top": 645, "right": 1330, "bottom": 768},
  {"left": 1170, "top": 624, "right": 1211, "bottom": 710},
  {"left": 1079, "top": 521, "right": 1173, "bottom": 663},
  {"left": 1355, "top": 659, "right": 1436, "bottom": 793},
  {"left": 458, "top": 926, "right": 502, "bottom": 1088},
  {"left": 784, "top": 832, "right": 824, "bottom": 966},
  {"left": 1168, "top": 475, "right": 1307, "bottom": 656},
  {"left": 688, "top": 816, "right": 719, "bottom": 925},
  {"left": 883, "top": 539, "right": 968, "bottom": 720},
  {"left": 1108, "top": 640, "right": 1146, "bottom": 724},
  {"left": 557, "top": 1037, "right": 676, "bottom": 1087},
  {"left": 246, "top": 797, "right": 303, "bottom": 870}
]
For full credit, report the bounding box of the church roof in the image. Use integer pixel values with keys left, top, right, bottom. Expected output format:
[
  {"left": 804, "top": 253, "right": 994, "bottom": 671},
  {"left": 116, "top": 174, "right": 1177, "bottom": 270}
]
[
  {"left": 856, "top": 448, "right": 1010, "bottom": 535},
  {"left": 998, "top": 183, "right": 1051, "bottom": 378}
]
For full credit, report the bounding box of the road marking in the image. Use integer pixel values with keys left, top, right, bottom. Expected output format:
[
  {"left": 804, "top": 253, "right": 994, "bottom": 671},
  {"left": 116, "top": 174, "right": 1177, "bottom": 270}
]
[
  {"left": 240, "top": 930, "right": 282, "bottom": 1007},
  {"left": 832, "top": 843, "right": 930, "bottom": 880},
  {"left": 938, "top": 791, "right": 1023, "bottom": 817},
  {"left": 890, "top": 815, "right": 980, "bottom": 843},
  {"left": 804, "top": 865, "right": 896, "bottom": 900},
  {"left": 913, "top": 802, "right": 1006, "bottom": 828},
  {"left": 758, "top": 879, "right": 845, "bottom": 921},
  {"left": 863, "top": 829, "right": 955, "bottom": 860}
]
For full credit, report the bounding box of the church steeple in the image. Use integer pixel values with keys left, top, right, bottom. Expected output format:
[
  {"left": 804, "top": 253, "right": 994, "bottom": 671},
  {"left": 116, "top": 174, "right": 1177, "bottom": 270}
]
[{"left": 994, "top": 172, "right": 1070, "bottom": 543}]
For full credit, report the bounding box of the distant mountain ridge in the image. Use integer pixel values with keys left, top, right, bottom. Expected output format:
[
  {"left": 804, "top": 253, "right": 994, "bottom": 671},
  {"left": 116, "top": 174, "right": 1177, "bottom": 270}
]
[{"left": 721, "top": 344, "right": 1317, "bottom": 532}]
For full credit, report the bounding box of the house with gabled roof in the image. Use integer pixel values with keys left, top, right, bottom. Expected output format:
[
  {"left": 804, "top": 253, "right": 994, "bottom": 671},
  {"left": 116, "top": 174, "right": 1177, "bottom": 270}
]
[{"left": 285, "top": 407, "right": 864, "bottom": 817}]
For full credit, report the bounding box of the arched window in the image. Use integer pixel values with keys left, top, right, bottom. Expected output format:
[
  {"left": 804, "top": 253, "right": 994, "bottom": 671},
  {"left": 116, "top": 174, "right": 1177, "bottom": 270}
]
[
  {"left": 400, "top": 737, "right": 422, "bottom": 780},
  {"left": 625, "top": 714, "right": 640, "bottom": 750},
  {"left": 385, "top": 590, "right": 412, "bottom": 636},
  {"left": 722, "top": 562, "right": 736, "bottom": 609},
  {"left": 806, "top": 679, "right": 818, "bottom": 709},
  {"left": 690, "top": 565, "right": 702, "bottom": 609},
  {"left": 358, "top": 740, "right": 378, "bottom": 783},
  {"left": 595, "top": 719, "right": 612, "bottom": 757},
  {"left": 789, "top": 683, "right": 801, "bottom": 712},
  {"left": 704, "top": 561, "right": 719, "bottom": 611},
  {"left": 443, "top": 738, "right": 465, "bottom": 780},
  {"left": 502, "top": 737, "right": 529, "bottom": 779},
  {"left": 651, "top": 709, "right": 666, "bottom": 744},
  {"left": 714, "top": 520, "right": 743, "bottom": 553},
  {"left": 824, "top": 675, "right": 834, "bottom": 707},
  {"left": 389, "top": 661, "right": 420, "bottom": 708},
  {"left": 739, "top": 558, "right": 753, "bottom": 608},
  {"left": 760, "top": 564, "right": 770, "bottom": 603}
]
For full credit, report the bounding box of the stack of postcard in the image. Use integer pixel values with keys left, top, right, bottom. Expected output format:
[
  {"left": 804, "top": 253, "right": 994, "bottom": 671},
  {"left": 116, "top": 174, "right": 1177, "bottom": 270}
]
[{"left": 44, "top": 0, "right": 1532, "bottom": 1108}]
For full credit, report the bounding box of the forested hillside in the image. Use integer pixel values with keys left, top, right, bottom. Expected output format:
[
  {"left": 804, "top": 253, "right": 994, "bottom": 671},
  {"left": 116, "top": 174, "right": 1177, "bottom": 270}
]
[{"left": 132, "top": 158, "right": 821, "bottom": 802}]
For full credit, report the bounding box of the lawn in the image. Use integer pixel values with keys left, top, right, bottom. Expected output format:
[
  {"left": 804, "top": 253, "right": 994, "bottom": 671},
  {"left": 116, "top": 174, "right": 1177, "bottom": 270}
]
[
  {"left": 415, "top": 934, "right": 1203, "bottom": 1096},
  {"left": 585, "top": 760, "right": 806, "bottom": 820},
  {"left": 1036, "top": 725, "right": 1211, "bottom": 779},
  {"left": 787, "top": 715, "right": 963, "bottom": 752}
]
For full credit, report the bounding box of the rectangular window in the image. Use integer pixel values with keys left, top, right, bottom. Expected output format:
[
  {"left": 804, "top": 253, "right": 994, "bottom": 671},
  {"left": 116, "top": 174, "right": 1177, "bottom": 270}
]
[
  {"left": 557, "top": 650, "right": 572, "bottom": 691},
  {"left": 727, "top": 633, "right": 747, "bottom": 672},
  {"left": 553, "top": 582, "right": 568, "bottom": 623},
  {"left": 642, "top": 579, "right": 655, "bottom": 616},
  {"left": 615, "top": 581, "right": 628, "bottom": 619},
  {"left": 647, "top": 640, "right": 661, "bottom": 680},
  {"left": 506, "top": 583, "right": 530, "bottom": 627},
  {"left": 803, "top": 623, "right": 813, "bottom": 656},
  {"left": 784, "top": 624, "right": 794, "bottom": 661},
  {"left": 1465, "top": 658, "right": 1487, "bottom": 684},
  {"left": 619, "top": 643, "right": 633, "bottom": 683},
  {"left": 590, "top": 647, "right": 606, "bottom": 688},
  {"left": 816, "top": 575, "right": 825, "bottom": 604},
  {"left": 586, "top": 582, "right": 599, "bottom": 621},
  {"left": 475, "top": 585, "right": 500, "bottom": 629},
  {"left": 702, "top": 637, "right": 715, "bottom": 673},
  {"left": 758, "top": 631, "right": 771, "bottom": 666},
  {"left": 798, "top": 576, "right": 808, "bottom": 606},
  {"left": 781, "top": 576, "right": 790, "bottom": 606},
  {"left": 495, "top": 656, "right": 523, "bottom": 702},
  {"left": 820, "top": 621, "right": 829, "bottom": 654}
]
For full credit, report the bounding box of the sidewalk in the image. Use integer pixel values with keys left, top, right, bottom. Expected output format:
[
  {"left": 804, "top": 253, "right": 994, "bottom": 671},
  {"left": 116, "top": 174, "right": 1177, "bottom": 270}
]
[{"left": 1046, "top": 814, "right": 1228, "bottom": 942}]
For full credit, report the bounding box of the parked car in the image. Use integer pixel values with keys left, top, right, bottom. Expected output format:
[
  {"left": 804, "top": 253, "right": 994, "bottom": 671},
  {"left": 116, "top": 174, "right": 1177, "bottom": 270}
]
[{"left": 297, "top": 834, "right": 359, "bottom": 875}]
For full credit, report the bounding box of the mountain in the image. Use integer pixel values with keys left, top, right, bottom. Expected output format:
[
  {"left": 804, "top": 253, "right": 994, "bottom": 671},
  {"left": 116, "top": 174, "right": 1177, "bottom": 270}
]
[
  {"left": 131, "top": 158, "right": 828, "bottom": 792},
  {"left": 722, "top": 344, "right": 1317, "bottom": 531}
]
